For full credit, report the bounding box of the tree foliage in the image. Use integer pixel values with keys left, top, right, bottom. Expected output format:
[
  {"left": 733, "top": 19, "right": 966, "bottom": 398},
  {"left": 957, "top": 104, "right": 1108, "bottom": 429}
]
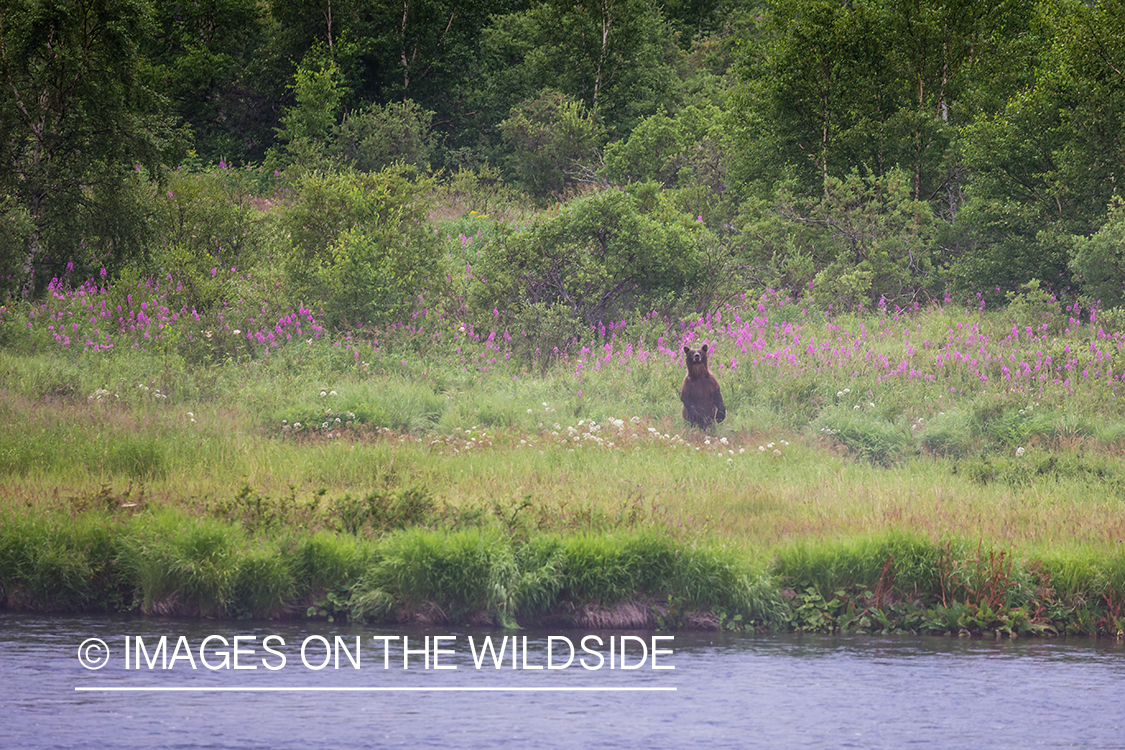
[
  {"left": 477, "top": 0, "right": 683, "bottom": 140},
  {"left": 741, "top": 169, "right": 936, "bottom": 308},
  {"left": 0, "top": 0, "right": 178, "bottom": 295},
  {"left": 145, "top": 0, "right": 270, "bottom": 160},
  {"left": 3, "top": 0, "right": 1125, "bottom": 317},
  {"left": 333, "top": 99, "right": 438, "bottom": 172},
  {"left": 954, "top": 0, "right": 1125, "bottom": 298},
  {"left": 603, "top": 104, "right": 726, "bottom": 192}
]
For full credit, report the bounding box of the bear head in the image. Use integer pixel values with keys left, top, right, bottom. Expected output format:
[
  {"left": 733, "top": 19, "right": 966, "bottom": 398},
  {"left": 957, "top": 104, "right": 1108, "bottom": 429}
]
[{"left": 683, "top": 344, "right": 710, "bottom": 377}]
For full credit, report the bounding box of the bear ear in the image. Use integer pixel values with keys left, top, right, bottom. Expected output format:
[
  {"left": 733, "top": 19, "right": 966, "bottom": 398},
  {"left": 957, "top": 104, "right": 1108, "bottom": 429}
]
[
  {"left": 701, "top": 344, "right": 709, "bottom": 353},
  {"left": 683, "top": 346, "right": 690, "bottom": 355}
]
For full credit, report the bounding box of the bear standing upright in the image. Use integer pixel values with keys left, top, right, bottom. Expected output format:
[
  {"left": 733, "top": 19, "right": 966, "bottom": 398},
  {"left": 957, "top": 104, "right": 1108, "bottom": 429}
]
[{"left": 681, "top": 344, "right": 726, "bottom": 428}]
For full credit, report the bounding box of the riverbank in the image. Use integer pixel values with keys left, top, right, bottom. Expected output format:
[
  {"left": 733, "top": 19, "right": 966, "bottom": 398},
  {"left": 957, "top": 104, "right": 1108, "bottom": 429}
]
[{"left": 3, "top": 499, "right": 1124, "bottom": 637}]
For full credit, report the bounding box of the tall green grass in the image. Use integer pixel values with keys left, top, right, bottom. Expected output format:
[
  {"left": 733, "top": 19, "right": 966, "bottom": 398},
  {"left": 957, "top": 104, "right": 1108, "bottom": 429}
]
[{"left": 4, "top": 507, "right": 1124, "bottom": 634}]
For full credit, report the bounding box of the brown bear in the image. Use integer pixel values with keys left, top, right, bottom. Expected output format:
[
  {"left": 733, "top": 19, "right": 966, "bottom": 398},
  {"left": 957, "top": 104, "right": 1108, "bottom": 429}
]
[{"left": 681, "top": 344, "right": 726, "bottom": 428}]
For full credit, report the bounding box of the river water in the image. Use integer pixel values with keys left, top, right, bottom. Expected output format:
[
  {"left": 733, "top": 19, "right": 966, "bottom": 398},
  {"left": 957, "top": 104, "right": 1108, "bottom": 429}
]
[{"left": 3, "top": 613, "right": 1123, "bottom": 749}]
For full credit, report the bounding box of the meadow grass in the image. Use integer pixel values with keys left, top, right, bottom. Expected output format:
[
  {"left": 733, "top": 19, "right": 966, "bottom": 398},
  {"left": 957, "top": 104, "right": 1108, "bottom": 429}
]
[{"left": 3, "top": 283, "right": 1125, "bottom": 632}]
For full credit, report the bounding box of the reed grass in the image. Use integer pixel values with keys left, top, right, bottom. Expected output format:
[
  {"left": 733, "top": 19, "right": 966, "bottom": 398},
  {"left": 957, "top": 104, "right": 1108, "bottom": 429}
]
[{"left": 3, "top": 504, "right": 1121, "bottom": 633}]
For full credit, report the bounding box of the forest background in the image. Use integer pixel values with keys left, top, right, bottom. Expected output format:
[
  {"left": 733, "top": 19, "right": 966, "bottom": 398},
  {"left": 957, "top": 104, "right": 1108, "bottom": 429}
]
[{"left": 2, "top": 0, "right": 1124, "bottom": 311}]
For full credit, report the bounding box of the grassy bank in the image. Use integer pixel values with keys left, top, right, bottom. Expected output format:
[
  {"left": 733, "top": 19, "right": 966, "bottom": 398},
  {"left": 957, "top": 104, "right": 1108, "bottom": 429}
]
[
  {"left": 2, "top": 282, "right": 1125, "bottom": 635},
  {"left": 2, "top": 507, "right": 1124, "bottom": 637}
]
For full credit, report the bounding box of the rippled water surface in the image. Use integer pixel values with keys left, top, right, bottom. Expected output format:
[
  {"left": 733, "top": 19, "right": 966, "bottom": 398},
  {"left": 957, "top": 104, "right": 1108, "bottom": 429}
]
[{"left": 3, "top": 614, "right": 1123, "bottom": 749}]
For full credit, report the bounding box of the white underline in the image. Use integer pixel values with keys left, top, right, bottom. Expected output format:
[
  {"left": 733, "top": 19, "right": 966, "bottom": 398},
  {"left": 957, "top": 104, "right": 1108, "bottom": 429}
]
[{"left": 75, "top": 686, "right": 676, "bottom": 693}]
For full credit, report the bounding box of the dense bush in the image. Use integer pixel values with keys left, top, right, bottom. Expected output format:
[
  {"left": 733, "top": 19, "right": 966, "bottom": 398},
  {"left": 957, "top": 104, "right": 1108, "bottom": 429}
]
[
  {"left": 498, "top": 89, "right": 606, "bottom": 201},
  {"left": 603, "top": 104, "right": 727, "bottom": 192},
  {"left": 278, "top": 166, "right": 439, "bottom": 325},
  {"left": 741, "top": 169, "right": 937, "bottom": 308},
  {"left": 333, "top": 100, "right": 438, "bottom": 173},
  {"left": 1070, "top": 196, "right": 1125, "bottom": 309},
  {"left": 474, "top": 188, "right": 708, "bottom": 354}
]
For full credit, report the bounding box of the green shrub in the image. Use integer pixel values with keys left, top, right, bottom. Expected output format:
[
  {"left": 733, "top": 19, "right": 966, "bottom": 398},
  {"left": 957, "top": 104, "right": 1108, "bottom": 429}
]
[
  {"left": 603, "top": 104, "right": 726, "bottom": 192},
  {"left": 498, "top": 89, "right": 605, "bottom": 201},
  {"left": 433, "top": 166, "right": 525, "bottom": 220},
  {"left": 1003, "top": 279, "right": 1065, "bottom": 333},
  {"left": 1070, "top": 196, "right": 1125, "bottom": 308},
  {"left": 279, "top": 166, "right": 438, "bottom": 325},
  {"left": 328, "top": 488, "right": 434, "bottom": 535},
  {"left": 274, "top": 55, "right": 344, "bottom": 167},
  {"left": 154, "top": 168, "right": 266, "bottom": 285},
  {"left": 475, "top": 188, "right": 705, "bottom": 351},
  {"left": 741, "top": 169, "right": 937, "bottom": 310},
  {"left": 315, "top": 223, "right": 439, "bottom": 326},
  {"left": 333, "top": 100, "right": 438, "bottom": 172}
]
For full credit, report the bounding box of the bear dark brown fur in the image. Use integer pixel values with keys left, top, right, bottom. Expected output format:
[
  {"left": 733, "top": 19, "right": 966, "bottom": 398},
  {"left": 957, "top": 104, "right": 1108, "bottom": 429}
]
[{"left": 681, "top": 344, "right": 726, "bottom": 428}]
